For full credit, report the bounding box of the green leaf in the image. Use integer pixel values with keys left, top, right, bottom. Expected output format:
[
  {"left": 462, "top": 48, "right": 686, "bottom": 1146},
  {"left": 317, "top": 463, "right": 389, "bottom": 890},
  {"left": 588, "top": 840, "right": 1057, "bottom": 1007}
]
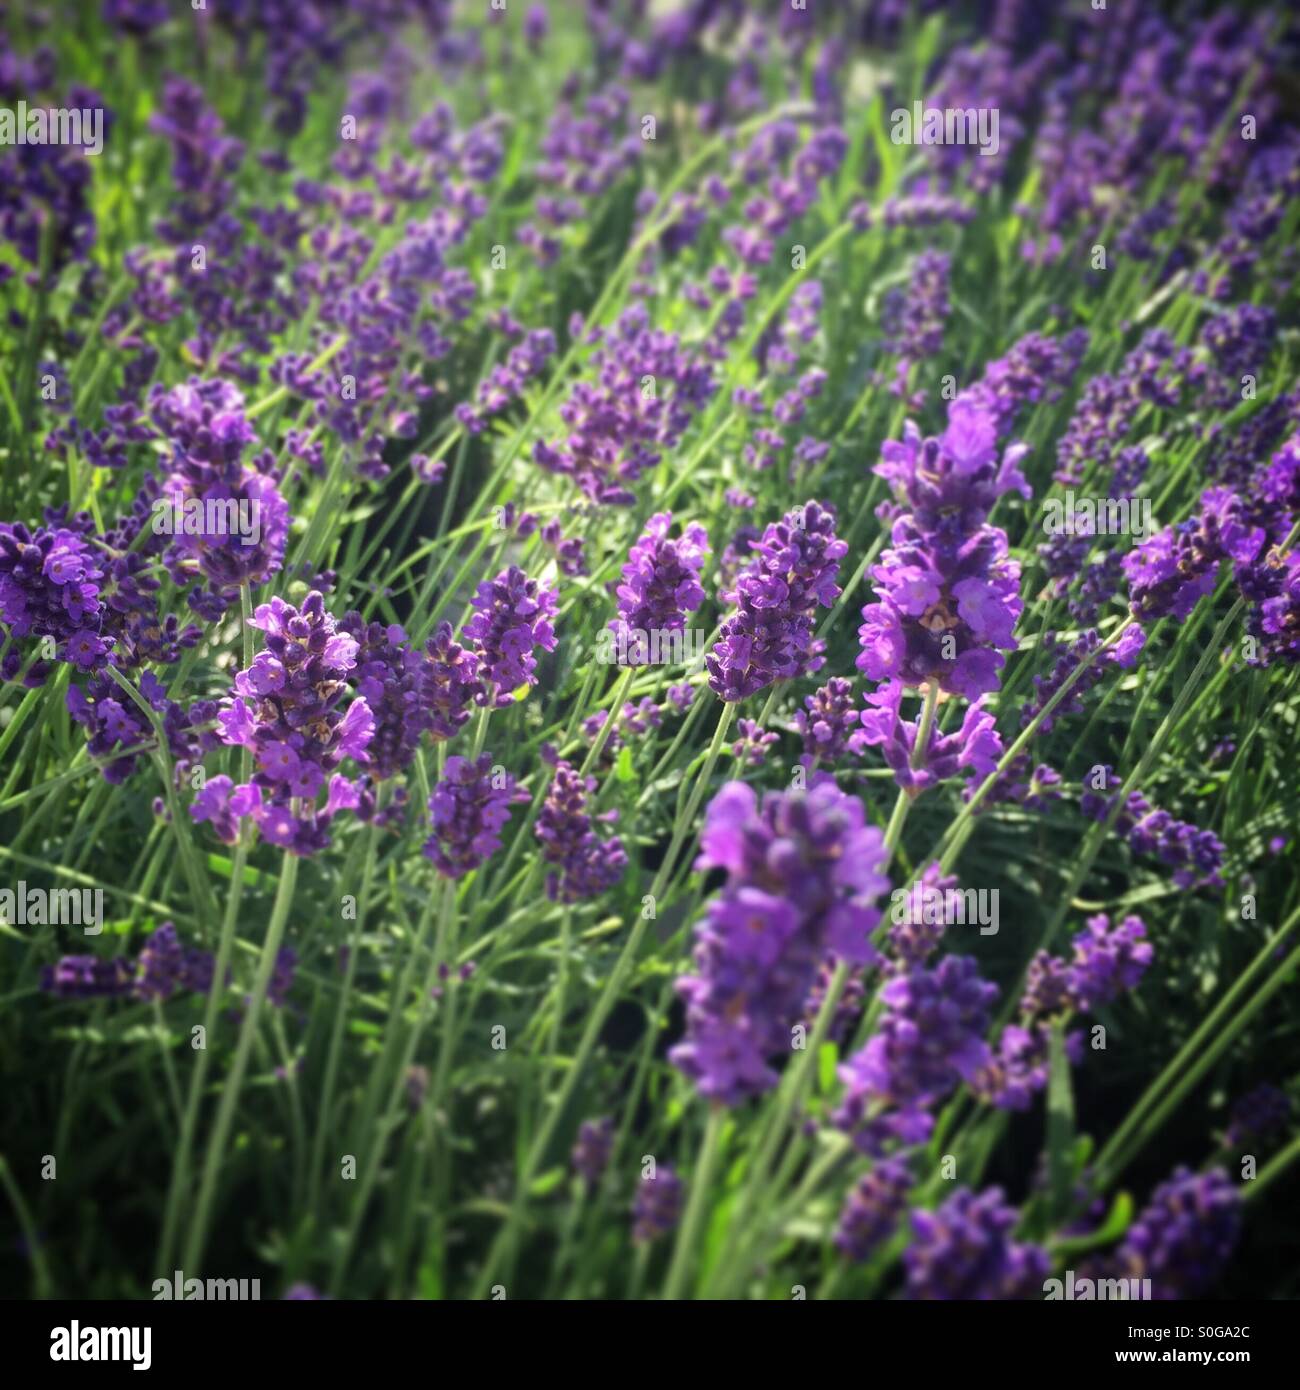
[
  {"left": 1046, "top": 1019, "right": 1077, "bottom": 1224},
  {"left": 1053, "top": 1192, "right": 1135, "bottom": 1256},
  {"left": 528, "top": 1167, "right": 566, "bottom": 1197},
  {"left": 818, "top": 1041, "right": 838, "bottom": 1095}
]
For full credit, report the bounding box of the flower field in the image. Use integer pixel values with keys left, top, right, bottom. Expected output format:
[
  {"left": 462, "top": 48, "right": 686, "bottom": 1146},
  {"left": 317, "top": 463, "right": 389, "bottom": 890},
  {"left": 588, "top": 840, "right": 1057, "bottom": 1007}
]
[{"left": 1, "top": 0, "right": 1299, "bottom": 1307}]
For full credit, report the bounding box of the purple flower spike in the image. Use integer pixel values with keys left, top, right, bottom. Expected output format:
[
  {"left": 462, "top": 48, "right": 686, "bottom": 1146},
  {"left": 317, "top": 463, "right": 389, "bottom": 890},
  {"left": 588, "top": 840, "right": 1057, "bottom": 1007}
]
[
  {"left": 858, "top": 681, "right": 1002, "bottom": 795},
  {"left": 671, "top": 778, "right": 889, "bottom": 1105},
  {"left": 609, "top": 511, "right": 708, "bottom": 664},
  {"left": 423, "top": 753, "right": 523, "bottom": 879},
  {"left": 536, "top": 759, "right": 627, "bottom": 903},
  {"left": 1111, "top": 1167, "right": 1241, "bottom": 1300},
  {"left": 834, "top": 954, "right": 997, "bottom": 1152},
  {"left": 834, "top": 1159, "right": 913, "bottom": 1263},
  {"left": 571, "top": 1117, "right": 615, "bottom": 1190},
  {"left": 196, "top": 591, "right": 374, "bottom": 855},
  {"left": 1065, "top": 913, "right": 1154, "bottom": 1011},
  {"left": 463, "top": 566, "right": 558, "bottom": 706},
  {"left": 903, "top": 1187, "right": 1049, "bottom": 1299},
  {"left": 706, "top": 500, "right": 846, "bottom": 701},
  {"left": 631, "top": 1164, "right": 683, "bottom": 1242}
]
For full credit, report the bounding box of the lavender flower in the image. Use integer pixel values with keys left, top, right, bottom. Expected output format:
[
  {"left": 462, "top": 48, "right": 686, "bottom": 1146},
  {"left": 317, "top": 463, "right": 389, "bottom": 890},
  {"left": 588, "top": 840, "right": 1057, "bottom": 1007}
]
[
  {"left": 194, "top": 592, "right": 374, "bottom": 855},
  {"left": 632, "top": 1165, "right": 683, "bottom": 1242},
  {"left": 903, "top": 1187, "right": 1049, "bottom": 1299},
  {"left": 1111, "top": 1167, "right": 1241, "bottom": 1300},
  {"left": 463, "top": 566, "right": 558, "bottom": 706},
  {"left": 1064, "top": 913, "right": 1154, "bottom": 1012},
  {"left": 1080, "top": 768, "right": 1225, "bottom": 890},
  {"left": 671, "top": 779, "right": 889, "bottom": 1105},
  {"left": 793, "top": 677, "right": 866, "bottom": 765},
  {"left": 706, "top": 500, "right": 846, "bottom": 701},
  {"left": 858, "top": 681, "right": 1002, "bottom": 795},
  {"left": 731, "top": 717, "right": 778, "bottom": 766},
  {"left": 835, "top": 955, "right": 997, "bottom": 1152},
  {"left": 572, "top": 1117, "right": 615, "bottom": 1190},
  {"left": 1224, "top": 1084, "right": 1291, "bottom": 1151},
  {"left": 134, "top": 921, "right": 216, "bottom": 1002},
  {"left": 834, "top": 1159, "right": 912, "bottom": 1263},
  {"left": 609, "top": 512, "right": 708, "bottom": 663},
  {"left": 423, "top": 754, "right": 522, "bottom": 879},
  {"left": 40, "top": 954, "right": 135, "bottom": 999},
  {"left": 536, "top": 759, "right": 627, "bottom": 903}
]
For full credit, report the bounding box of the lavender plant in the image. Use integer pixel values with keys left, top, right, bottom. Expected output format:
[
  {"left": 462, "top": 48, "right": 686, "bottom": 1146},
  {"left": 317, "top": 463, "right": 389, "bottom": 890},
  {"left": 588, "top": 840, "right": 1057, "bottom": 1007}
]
[{"left": 0, "top": 0, "right": 1298, "bottom": 1312}]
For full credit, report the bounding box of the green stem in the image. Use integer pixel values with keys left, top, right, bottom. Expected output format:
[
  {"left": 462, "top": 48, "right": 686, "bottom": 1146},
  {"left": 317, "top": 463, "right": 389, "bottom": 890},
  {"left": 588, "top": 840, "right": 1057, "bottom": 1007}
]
[
  {"left": 662, "top": 1105, "right": 725, "bottom": 1300},
  {"left": 181, "top": 852, "right": 300, "bottom": 1273}
]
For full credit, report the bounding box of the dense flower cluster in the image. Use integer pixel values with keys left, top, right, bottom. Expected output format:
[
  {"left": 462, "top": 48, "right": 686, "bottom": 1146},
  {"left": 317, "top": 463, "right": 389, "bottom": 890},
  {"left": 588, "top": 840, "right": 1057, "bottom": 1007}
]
[
  {"left": 1107, "top": 1168, "right": 1242, "bottom": 1300},
  {"left": 903, "top": 1187, "right": 1049, "bottom": 1300},
  {"left": 792, "top": 677, "right": 866, "bottom": 766},
  {"left": 859, "top": 399, "right": 1026, "bottom": 699},
  {"left": 423, "top": 754, "right": 522, "bottom": 880},
  {"left": 672, "top": 780, "right": 889, "bottom": 1105},
  {"left": 609, "top": 511, "right": 708, "bottom": 662},
  {"left": 631, "top": 1165, "right": 683, "bottom": 1243},
  {"left": 536, "top": 757, "right": 627, "bottom": 903},
  {"left": 463, "top": 567, "right": 558, "bottom": 706},
  {"left": 706, "top": 500, "right": 846, "bottom": 701},
  {"left": 834, "top": 1158, "right": 913, "bottom": 1263},
  {"left": 1081, "top": 768, "right": 1225, "bottom": 890},
  {"left": 192, "top": 592, "right": 374, "bottom": 855},
  {"left": 42, "top": 921, "right": 215, "bottom": 1003},
  {"left": 571, "top": 1117, "right": 615, "bottom": 1191},
  {"left": 858, "top": 680, "right": 1003, "bottom": 796},
  {"left": 1223, "top": 1084, "right": 1291, "bottom": 1152},
  {"left": 835, "top": 955, "right": 997, "bottom": 1153}
]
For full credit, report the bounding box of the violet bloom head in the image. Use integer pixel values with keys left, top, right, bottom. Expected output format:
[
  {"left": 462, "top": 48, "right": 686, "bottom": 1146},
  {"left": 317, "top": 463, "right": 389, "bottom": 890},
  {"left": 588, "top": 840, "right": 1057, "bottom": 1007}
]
[
  {"left": 1065, "top": 913, "right": 1154, "bottom": 1012},
  {"left": 858, "top": 680, "right": 1002, "bottom": 795},
  {"left": 835, "top": 1158, "right": 913, "bottom": 1263},
  {"left": 793, "top": 677, "right": 866, "bottom": 765},
  {"left": 1112, "top": 1167, "right": 1241, "bottom": 1299},
  {"left": 134, "top": 921, "right": 215, "bottom": 1002},
  {"left": 858, "top": 525, "right": 1022, "bottom": 699},
  {"left": 886, "top": 863, "right": 962, "bottom": 969},
  {"left": 609, "top": 511, "right": 708, "bottom": 664},
  {"left": 903, "top": 1186, "right": 1049, "bottom": 1299},
  {"left": 421, "top": 620, "right": 482, "bottom": 738},
  {"left": 196, "top": 591, "right": 373, "bottom": 854},
  {"left": 706, "top": 500, "right": 846, "bottom": 701},
  {"left": 670, "top": 778, "right": 889, "bottom": 1105},
  {"left": 571, "top": 1117, "right": 615, "bottom": 1190},
  {"left": 536, "top": 758, "right": 627, "bottom": 903},
  {"left": 423, "top": 753, "right": 522, "bottom": 879},
  {"left": 463, "top": 566, "right": 558, "bottom": 706},
  {"left": 834, "top": 954, "right": 997, "bottom": 1152},
  {"left": 40, "top": 953, "right": 135, "bottom": 999},
  {"left": 1223, "top": 1084, "right": 1291, "bottom": 1151},
  {"left": 341, "top": 617, "right": 430, "bottom": 781},
  {"left": 632, "top": 1164, "right": 683, "bottom": 1242},
  {"left": 876, "top": 398, "right": 1032, "bottom": 538},
  {"left": 0, "top": 519, "right": 105, "bottom": 681}
]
